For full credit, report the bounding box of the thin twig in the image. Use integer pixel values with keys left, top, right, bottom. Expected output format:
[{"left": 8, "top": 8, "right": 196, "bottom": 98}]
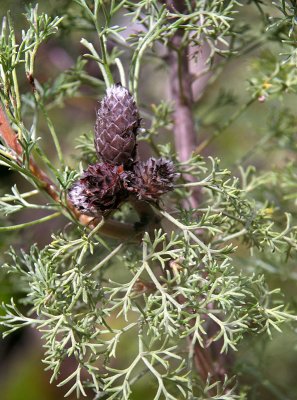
[{"left": 0, "top": 212, "right": 61, "bottom": 232}]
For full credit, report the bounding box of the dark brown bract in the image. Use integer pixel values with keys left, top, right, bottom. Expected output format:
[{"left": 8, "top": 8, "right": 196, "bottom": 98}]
[
  {"left": 124, "top": 157, "right": 179, "bottom": 202},
  {"left": 68, "top": 163, "right": 126, "bottom": 216}
]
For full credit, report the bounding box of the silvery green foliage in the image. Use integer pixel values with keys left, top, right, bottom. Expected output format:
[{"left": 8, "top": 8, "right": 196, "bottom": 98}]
[{"left": 0, "top": 1, "right": 297, "bottom": 399}]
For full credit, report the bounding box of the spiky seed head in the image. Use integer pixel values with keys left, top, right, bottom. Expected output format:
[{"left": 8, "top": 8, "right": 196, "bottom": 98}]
[
  {"left": 94, "top": 84, "right": 140, "bottom": 166},
  {"left": 124, "top": 157, "right": 179, "bottom": 202},
  {"left": 68, "top": 163, "right": 127, "bottom": 216}
]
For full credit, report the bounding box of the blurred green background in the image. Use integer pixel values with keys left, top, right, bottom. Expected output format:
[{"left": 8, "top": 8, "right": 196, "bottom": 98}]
[{"left": 0, "top": 1, "right": 297, "bottom": 399}]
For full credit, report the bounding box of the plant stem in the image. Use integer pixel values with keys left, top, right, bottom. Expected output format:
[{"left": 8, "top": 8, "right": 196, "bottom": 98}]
[
  {"left": 167, "top": 23, "right": 197, "bottom": 164},
  {"left": 166, "top": 0, "right": 229, "bottom": 387},
  {"left": 166, "top": 1, "right": 201, "bottom": 210},
  {"left": 129, "top": 198, "right": 161, "bottom": 232},
  {"left": 35, "top": 95, "right": 65, "bottom": 167},
  {"left": 0, "top": 105, "right": 138, "bottom": 241},
  {"left": 0, "top": 212, "right": 61, "bottom": 232},
  {"left": 0, "top": 106, "right": 23, "bottom": 154}
]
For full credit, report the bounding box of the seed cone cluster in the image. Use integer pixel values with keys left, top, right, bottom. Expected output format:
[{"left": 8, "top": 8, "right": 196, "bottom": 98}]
[{"left": 69, "top": 84, "right": 178, "bottom": 216}]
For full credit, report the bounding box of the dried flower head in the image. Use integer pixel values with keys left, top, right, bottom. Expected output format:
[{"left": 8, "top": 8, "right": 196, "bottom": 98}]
[
  {"left": 68, "top": 163, "right": 126, "bottom": 216},
  {"left": 125, "top": 157, "right": 179, "bottom": 202},
  {"left": 94, "top": 84, "right": 140, "bottom": 166}
]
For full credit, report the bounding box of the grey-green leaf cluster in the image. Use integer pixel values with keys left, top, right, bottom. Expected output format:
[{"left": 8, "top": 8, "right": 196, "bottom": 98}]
[{"left": 1, "top": 1, "right": 297, "bottom": 399}]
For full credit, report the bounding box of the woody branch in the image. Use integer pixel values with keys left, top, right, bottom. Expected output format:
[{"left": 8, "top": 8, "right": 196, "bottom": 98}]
[
  {"left": 0, "top": 104, "right": 137, "bottom": 240},
  {"left": 166, "top": 0, "right": 230, "bottom": 384}
]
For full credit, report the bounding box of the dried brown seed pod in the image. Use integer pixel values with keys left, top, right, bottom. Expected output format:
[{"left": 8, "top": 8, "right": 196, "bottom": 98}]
[
  {"left": 94, "top": 84, "right": 140, "bottom": 166},
  {"left": 125, "top": 157, "right": 179, "bottom": 202},
  {"left": 68, "top": 163, "right": 127, "bottom": 216}
]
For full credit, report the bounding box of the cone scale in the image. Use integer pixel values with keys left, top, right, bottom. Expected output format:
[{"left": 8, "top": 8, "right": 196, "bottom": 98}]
[{"left": 94, "top": 84, "right": 140, "bottom": 167}]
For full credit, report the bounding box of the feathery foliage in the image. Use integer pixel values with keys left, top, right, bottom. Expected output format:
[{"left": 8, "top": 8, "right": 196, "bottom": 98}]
[{"left": 1, "top": 1, "right": 297, "bottom": 399}]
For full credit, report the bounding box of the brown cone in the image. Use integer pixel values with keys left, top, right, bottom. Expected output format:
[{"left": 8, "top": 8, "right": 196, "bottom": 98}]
[
  {"left": 94, "top": 84, "right": 140, "bottom": 166},
  {"left": 124, "top": 158, "right": 179, "bottom": 202},
  {"left": 68, "top": 163, "right": 127, "bottom": 216}
]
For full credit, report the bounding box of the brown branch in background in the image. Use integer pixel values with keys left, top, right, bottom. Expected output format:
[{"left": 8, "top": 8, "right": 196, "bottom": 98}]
[
  {"left": 166, "top": 0, "right": 230, "bottom": 387},
  {"left": 168, "top": 35, "right": 197, "bottom": 164},
  {"left": 0, "top": 105, "right": 138, "bottom": 241},
  {"left": 129, "top": 198, "right": 161, "bottom": 235},
  {"left": 166, "top": 0, "right": 201, "bottom": 210}
]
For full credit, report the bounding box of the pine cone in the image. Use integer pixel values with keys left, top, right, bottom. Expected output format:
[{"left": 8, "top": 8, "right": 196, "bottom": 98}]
[
  {"left": 94, "top": 84, "right": 140, "bottom": 166},
  {"left": 68, "top": 163, "right": 127, "bottom": 216},
  {"left": 125, "top": 157, "right": 179, "bottom": 202}
]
